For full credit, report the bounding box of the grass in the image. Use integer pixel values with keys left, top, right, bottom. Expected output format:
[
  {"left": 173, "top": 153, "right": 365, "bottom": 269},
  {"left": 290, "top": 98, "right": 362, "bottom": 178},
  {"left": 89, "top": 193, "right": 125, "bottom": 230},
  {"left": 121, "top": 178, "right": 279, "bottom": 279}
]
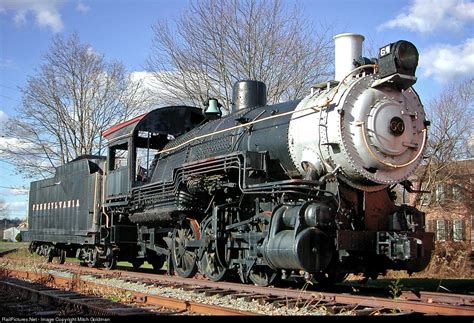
[
  {"left": 0, "top": 241, "right": 28, "bottom": 253},
  {"left": 63, "top": 257, "right": 159, "bottom": 270},
  {"left": 0, "top": 242, "right": 158, "bottom": 269},
  {"left": 116, "top": 261, "right": 155, "bottom": 269},
  {"left": 61, "top": 257, "right": 153, "bottom": 269},
  {"left": 61, "top": 257, "right": 157, "bottom": 270}
]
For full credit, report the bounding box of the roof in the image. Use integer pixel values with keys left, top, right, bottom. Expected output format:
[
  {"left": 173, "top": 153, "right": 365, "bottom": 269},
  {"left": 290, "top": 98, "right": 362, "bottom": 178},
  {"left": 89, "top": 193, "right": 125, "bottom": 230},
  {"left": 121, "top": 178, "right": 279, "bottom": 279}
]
[
  {"left": 102, "top": 113, "right": 147, "bottom": 138},
  {"left": 3, "top": 227, "right": 19, "bottom": 233},
  {"left": 102, "top": 105, "right": 205, "bottom": 143},
  {"left": 18, "top": 221, "right": 28, "bottom": 229},
  {"left": 410, "top": 158, "right": 474, "bottom": 181}
]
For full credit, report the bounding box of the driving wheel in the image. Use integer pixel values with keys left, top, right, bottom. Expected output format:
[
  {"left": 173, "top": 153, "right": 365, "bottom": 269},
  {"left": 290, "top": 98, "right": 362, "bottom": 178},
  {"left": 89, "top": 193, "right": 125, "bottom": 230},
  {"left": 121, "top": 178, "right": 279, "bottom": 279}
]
[
  {"left": 171, "top": 218, "right": 199, "bottom": 278},
  {"left": 198, "top": 217, "right": 227, "bottom": 281}
]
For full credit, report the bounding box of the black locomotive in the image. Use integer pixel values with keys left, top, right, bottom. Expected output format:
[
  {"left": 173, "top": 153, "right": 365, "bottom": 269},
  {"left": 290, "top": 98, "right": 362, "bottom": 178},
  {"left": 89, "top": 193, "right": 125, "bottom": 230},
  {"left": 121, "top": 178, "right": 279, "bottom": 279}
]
[{"left": 28, "top": 34, "right": 434, "bottom": 286}]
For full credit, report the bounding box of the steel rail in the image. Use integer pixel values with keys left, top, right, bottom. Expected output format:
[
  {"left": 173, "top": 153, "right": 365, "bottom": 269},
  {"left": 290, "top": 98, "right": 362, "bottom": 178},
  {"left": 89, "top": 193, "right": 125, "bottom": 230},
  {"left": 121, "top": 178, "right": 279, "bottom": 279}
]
[
  {"left": 0, "top": 279, "right": 132, "bottom": 316},
  {"left": 4, "top": 269, "right": 256, "bottom": 316},
  {"left": 3, "top": 260, "right": 473, "bottom": 316},
  {"left": 0, "top": 248, "right": 19, "bottom": 257},
  {"left": 41, "top": 263, "right": 474, "bottom": 316},
  {"left": 400, "top": 290, "right": 474, "bottom": 306}
]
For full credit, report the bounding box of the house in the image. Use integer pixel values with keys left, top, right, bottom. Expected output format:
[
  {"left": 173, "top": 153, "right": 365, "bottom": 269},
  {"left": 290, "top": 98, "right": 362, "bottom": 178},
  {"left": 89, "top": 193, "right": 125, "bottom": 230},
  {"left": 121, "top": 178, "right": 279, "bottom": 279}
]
[
  {"left": 2, "top": 221, "right": 28, "bottom": 242},
  {"left": 408, "top": 158, "right": 473, "bottom": 250},
  {"left": 3, "top": 226, "right": 20, "bottom": 242}
]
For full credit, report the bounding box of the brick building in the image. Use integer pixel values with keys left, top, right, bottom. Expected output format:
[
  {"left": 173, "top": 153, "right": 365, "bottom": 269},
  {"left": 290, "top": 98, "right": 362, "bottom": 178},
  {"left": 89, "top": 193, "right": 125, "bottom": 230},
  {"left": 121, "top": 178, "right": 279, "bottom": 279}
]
[{"left": 409, "top": 159, "right": 473, "bottom": 251}]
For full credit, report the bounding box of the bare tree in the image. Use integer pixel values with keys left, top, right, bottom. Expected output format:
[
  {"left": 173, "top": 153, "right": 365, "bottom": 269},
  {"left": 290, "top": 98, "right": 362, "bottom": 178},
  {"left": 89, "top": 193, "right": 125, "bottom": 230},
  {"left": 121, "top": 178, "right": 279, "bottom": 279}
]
[
  {"left": 146, "top": 0, "right": 333, "bottom": 112},
  {"left": 412, "top": 78, "right": 473, "bottom": 207},
  {"left": 1, "top": 33, "right": 150, "bottom": 178},
  {"left": 0, "top": 198, "right": 8, "bottom": 219}
]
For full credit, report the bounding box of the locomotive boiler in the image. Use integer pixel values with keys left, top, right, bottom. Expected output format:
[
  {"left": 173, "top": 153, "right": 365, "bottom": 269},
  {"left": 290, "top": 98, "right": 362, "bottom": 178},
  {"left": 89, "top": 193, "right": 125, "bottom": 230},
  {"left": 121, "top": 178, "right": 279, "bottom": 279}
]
[{"left": 28, "top": 33, "right": 434, "bottom": 286}]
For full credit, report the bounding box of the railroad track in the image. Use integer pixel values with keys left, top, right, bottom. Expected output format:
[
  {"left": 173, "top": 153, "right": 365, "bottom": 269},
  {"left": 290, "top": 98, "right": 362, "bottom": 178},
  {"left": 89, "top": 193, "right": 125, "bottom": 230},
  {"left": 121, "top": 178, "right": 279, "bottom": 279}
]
[
  {"left": 0, "top": 268, "right": 255, "bottom": 316},
  {"left": 0, "top": 278, "right": 183, "bottom": 316},
  {"left": 2, "top": 262, "right": 473, "bottom": 316},
  {"left": 0, "top": 279, "right": 74, "bottom": 316},
  {"left": 0, "top": 248, "right": 19, "bottom": 257}
]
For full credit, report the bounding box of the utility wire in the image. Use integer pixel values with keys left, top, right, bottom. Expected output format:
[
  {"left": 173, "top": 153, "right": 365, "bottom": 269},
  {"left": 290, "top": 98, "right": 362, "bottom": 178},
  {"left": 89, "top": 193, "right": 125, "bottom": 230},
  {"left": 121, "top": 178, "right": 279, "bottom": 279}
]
[
  {"left": 0, "top": 185, "right": 28, "bottom": 190},
  {"left": 0, "top": 93, "right": 19, "bottom": 102},
  {"left": 0, "top": 84, "right": 20, "bottom": 92}
]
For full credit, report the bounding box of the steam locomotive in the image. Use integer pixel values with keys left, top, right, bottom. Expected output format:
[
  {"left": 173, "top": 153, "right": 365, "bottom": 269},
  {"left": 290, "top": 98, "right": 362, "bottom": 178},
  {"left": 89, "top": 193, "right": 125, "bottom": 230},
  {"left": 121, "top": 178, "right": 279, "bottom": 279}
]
[{"left": 28, "top": 33, "right": 434, "bottom": 286}]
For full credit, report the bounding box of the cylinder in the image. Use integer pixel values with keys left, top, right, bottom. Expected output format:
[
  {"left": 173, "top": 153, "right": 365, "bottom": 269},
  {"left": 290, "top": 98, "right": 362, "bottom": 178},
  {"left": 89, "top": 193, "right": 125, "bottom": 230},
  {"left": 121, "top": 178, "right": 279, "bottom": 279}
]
[
  {"left": 263, "top": 227, "right": 332, "bottom": 272},
  {"left": 232, "top": 80, "right": 267, "bottom": 112},
  {"left": 333, "top": 33, "right": 364, "bottom": 81}
]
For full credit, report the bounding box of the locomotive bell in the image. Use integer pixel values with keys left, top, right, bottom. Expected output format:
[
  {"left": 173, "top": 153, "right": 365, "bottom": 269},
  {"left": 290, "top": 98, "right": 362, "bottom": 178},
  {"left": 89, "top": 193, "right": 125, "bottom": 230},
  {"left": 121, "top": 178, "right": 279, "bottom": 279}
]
[{"left": 203, "top": 98, "right": 222, "bottom": 120}]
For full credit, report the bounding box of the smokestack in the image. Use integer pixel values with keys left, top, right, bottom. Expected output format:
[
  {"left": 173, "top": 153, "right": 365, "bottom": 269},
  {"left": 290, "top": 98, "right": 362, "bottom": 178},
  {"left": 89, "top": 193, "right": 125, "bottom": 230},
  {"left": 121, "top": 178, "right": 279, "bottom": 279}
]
[
  {"left": 333, "top": 33, "right": 364, "bottom": 82},
  {"left": 232, "top": 80, "right": 267, "bottom": 112}
]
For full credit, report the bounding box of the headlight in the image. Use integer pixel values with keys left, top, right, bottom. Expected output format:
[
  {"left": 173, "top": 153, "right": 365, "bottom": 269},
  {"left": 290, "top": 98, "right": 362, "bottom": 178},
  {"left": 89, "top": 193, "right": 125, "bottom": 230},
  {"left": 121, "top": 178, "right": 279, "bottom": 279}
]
[
  {"left": 393, "top": 41, "right": 419, "bottom": 72},
  {"left": 378, "top": 40, "right": 419, "bottom": 77},
  {"left": 376, "top": 40, "right": 419, "bottom": 90}
]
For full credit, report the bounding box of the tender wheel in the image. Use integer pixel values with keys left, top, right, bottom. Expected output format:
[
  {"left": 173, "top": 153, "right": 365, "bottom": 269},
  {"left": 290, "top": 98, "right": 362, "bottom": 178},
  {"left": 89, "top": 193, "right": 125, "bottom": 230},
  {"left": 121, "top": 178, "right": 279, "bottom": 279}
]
[
  {"left": 54, "top": 249, "right": 66, "bottom": 264},
  {"left": 102, "top": 256, "right": 117, "bottom": 270},
  {"left": 101, "top": 247, "right": 117, "bottom": 270},
  {"left": 44, "top": 245, "right": 56, "bottom": 263},
  {"left": 249, "top": 266, "right": 279, "bottom": 287},
  {"left": 28, "top": 242, "right": 37, "bottom": 254},
  {"left": 87, "top": 249, "right": 100, "bottom": 268},
  {"left": 198, "top": 217, "right": 227, "bottom": 281},
  {"left": 171, "top": 218, "right": 199, "bottom": 278},
  {"left": 46, "top": 248, "right": 54, "bottom": 263}
]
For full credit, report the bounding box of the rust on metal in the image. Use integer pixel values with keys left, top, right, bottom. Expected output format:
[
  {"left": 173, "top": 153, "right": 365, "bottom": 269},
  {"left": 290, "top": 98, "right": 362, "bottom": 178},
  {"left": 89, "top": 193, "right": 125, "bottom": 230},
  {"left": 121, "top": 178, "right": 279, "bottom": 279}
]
[
  {"left": 4, "top": 269, "right": 257, "bottom": 316},
  {"left": 333, "top": 294, "right": 474, "bottom": 316},
  {"left": 4, "top": 262, "right": 474, "bottom": 316},
  {"left": 400, "top": 290, "right": 474, "bottom": 306}
]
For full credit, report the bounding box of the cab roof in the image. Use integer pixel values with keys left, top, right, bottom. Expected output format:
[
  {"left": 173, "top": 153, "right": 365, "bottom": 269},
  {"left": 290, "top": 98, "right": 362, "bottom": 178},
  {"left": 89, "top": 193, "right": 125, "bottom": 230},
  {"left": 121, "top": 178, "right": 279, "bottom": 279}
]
[{"left": 102, "top": 105, "right": 205, "bottom": 143}]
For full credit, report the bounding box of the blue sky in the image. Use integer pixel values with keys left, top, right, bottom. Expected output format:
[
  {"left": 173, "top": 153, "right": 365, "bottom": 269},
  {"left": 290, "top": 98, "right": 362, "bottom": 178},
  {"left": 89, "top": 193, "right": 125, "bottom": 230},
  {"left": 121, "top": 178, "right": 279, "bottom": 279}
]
[{"left": 0, "top": 0, "right": 473, "bottom": 219}]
